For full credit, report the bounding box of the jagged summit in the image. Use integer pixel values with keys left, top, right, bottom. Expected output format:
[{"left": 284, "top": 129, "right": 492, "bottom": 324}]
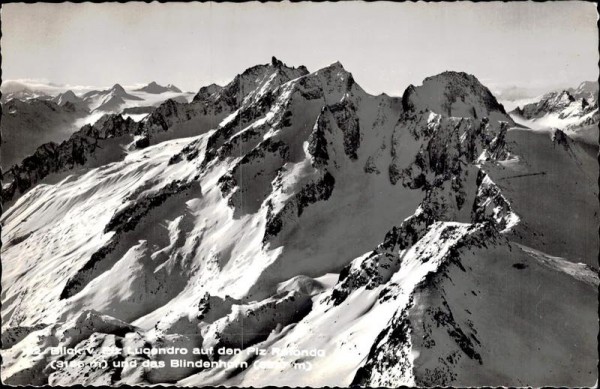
[
  {"left": 2, "top": 59, "right": 596, "bottom": 387},
  {"left": 191, "top": 57, "right": 309, "bottom": 107},
  {"left": 190, "top": 59, "right": 352, "bottom": 107},
  {"left": 548, "top": 90, "right": 575, "bottom": 106},
  {"left": 270, "top": 55, "right": 308, "bottom": 73},
  {"left": 233, "top": 57, "right": 310, "bottom": 83},
  {"left": 271, "top": 56, "right": 284, "bottom": 67}
]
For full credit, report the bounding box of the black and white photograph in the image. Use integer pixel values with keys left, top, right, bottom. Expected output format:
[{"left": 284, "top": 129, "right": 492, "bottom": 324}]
[{"left": 0, "top": 1, "right": 598, "bottom": 387}]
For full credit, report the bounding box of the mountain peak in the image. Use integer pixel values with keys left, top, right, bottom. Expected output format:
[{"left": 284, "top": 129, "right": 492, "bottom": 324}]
[
  {"left": 422, "top": 71, "right": 479, "bottom": 85},
  {"left": 331, "top": 60, "right": 344, "bottom": 68},
  {"left": 569, "top": 81, "right": 598, "bottom": 103},
  {"left": 557, "top": 90, "right": 574, "bottom": 99},
  {"left": 2, "top": 58, "right": 597, "bottom": 388},
  {"left": 271, "top": 56, "right": 284, "bottom": 67},
  {"left": 62, "top": 90, "right": 77, "bottom": 98},
  {"left": 192, "top": 83, "right": 224, "bottom": 102},
  {"left": 111, "top": 84, "right": 126, "bottom": 93},
  {"left": 511, "top": 82, "right": 598, "bottom": 123},
  {"left": 540, "top": 90, "right": 576, "bottom": 108},
  {"left": 135, "top": 81, "right": 182, "bottom": 94},
  {"left": 403, "top": 70, "right": 511, "bottom": 122},
  {"left": 51, "top": 89, "right": 84, "bottom": 107},
  {"left": 317, "top": 61, "right": 350, "bottom": 76},
  {"left": 577, "top": 80, "right": 598, "bottom": 90}
]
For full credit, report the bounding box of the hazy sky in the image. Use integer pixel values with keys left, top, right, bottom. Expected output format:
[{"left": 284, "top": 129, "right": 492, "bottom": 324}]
[{"left": 2, "top": 1, "right": 598, "bottom": 97}]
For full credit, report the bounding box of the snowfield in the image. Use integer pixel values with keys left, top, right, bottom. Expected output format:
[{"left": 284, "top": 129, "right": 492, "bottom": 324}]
[{"left": 1, "top": 59, "right": 597, "bottom": 386}]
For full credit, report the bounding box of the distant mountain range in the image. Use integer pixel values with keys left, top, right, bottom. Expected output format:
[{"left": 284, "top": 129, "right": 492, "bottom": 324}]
[
  {"left": 1, "top": 98, "right": 89, "bottom": 169},
  {"left": 509, "top": 81, "right": 598, "bottom": 144},
  {"left": 1, "top": 58, "right": 597, "bottom": 387},
  {"left": 82, "top": 84, "right": 145, "bottom": 112},
  {"left": 135, "top": 81, "right": 182, "bottom": 94},
  {"left": 0, "top": 81, "right": 194, "bottom": 169}
]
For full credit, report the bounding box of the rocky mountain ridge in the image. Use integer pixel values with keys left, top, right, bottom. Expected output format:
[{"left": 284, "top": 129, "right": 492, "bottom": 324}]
[
  {"left": 509, "top": 81, "right": 599, "bottom": 145},
  {"left": 0, "top": 81, "right": 195, "bottom": 171},
  {"left": 1, "top": 59, "right": 597, "bottom": 386},
  {"left": 0, "top": 98, "right": 90, "bottom": 169}
]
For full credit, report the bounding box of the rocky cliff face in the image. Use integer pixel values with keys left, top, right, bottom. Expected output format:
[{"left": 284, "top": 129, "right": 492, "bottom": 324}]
[{"left": 1, "top": 61, "right": 597, "bottom": 387}]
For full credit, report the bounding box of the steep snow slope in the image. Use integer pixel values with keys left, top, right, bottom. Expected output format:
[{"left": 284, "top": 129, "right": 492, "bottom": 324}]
[
  {"left": 357, "top": 232, "right": 598, "bottom": 387},
  {"left": 2, "top": 136, "right": 201, "bottom": 327},
  {"left": 1, "top": 114, "right": 142, "bottom": 206},
  {"left": 1, "top": 60, "right": 597, "bottom": 386},
  {"left": 1, "top": 58, "right": 309, "bottom": 206},
  {"left": 2, "top": 59, "right": 411, "bottom": 328}
]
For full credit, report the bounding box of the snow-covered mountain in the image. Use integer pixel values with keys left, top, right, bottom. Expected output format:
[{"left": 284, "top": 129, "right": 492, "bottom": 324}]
[
  {"left": 0, "top": 80, "right": 54, "bottom": 103},
  {"left": 82, "top": 83, "right": 193, "bottom": 114},
  {"left": 0, "top": 88, "right": 52, "bottom": 103},
  {"left": 51, "top": 90, "right": 87, "bottom": 107},
  {"left": 135, "top": 81, "right": 183, "bottom": 94},
  {"left": 1, "top": 80, "right": 194, "bottom": 115},
  {"left": 1, "top": 59, "right": 597, "bottom": 386},
  {"left": 0, "top": 82, "right": 195, "bottom": 171},
  {"left": 510, "top": 81, "right": 599, "bottom": 145},
  {"left": 82, "top": 84, "right": 145, "bottom": 112},
  {"left": 568, "top": 80, "right": 599, "bottom": 103}
]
